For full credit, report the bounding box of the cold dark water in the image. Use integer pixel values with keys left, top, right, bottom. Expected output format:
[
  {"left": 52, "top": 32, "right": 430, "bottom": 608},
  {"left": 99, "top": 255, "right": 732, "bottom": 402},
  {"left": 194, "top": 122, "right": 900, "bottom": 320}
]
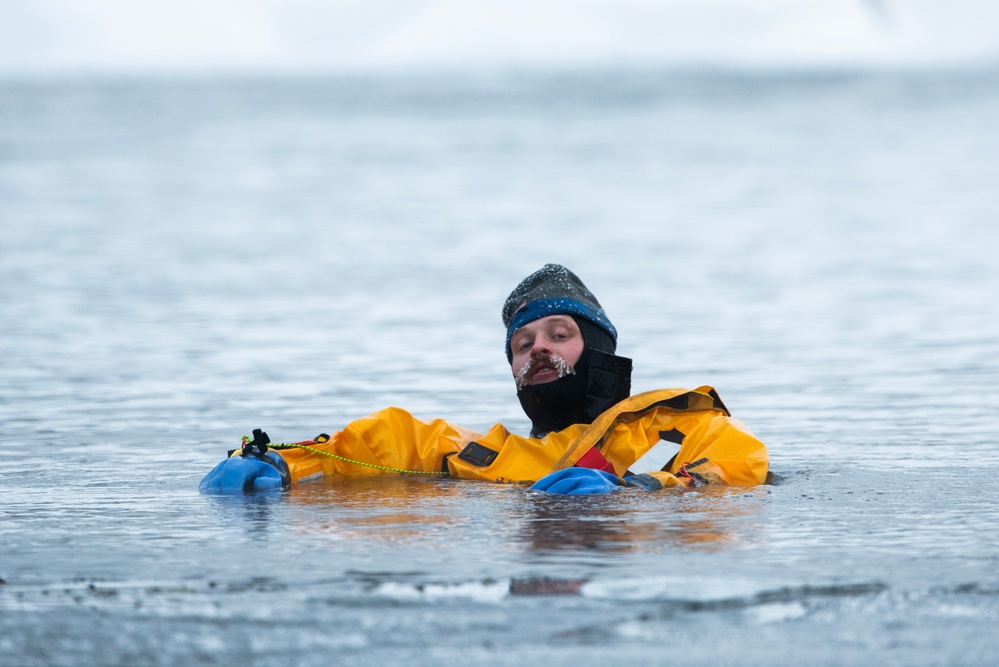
[{"left": 2, "top": 69, "right": 999, "bottom": 666}]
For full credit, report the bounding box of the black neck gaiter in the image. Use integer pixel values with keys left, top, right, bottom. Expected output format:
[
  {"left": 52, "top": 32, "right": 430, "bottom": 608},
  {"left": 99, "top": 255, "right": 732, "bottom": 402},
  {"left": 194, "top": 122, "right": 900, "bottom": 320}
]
[{"left": 517, "top": 348, "right": 633, "bottom": 438}]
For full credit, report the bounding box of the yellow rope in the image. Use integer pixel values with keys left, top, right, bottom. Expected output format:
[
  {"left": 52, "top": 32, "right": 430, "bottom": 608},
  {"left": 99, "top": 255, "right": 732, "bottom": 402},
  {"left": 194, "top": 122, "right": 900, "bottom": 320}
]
[{"left": 246, "top": 436, "right": 449, "bottom": 476}]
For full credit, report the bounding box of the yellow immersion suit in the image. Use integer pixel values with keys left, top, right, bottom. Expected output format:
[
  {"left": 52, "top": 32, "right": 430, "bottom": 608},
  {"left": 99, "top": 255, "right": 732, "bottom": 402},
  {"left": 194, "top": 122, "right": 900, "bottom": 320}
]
[{"left": 275, "top": 386, "right": 769, "bottom": 489}]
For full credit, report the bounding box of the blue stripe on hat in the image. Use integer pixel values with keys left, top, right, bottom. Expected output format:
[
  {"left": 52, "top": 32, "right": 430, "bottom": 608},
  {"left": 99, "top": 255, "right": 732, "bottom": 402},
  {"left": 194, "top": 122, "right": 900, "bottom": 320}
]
[{"left": 505, "top": 297, "right": 618, "bottom": 354}]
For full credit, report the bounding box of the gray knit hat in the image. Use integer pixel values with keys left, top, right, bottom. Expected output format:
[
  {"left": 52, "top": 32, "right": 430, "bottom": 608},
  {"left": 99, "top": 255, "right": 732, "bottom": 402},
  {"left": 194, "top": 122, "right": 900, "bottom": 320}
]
[{"left": 502, "top": 264, "right": 617, "bottom": 358}]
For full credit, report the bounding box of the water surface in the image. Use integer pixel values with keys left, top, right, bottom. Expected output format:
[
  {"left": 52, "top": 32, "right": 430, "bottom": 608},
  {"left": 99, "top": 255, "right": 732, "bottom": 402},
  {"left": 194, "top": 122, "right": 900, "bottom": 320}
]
[{"left": 2, "top": 69, "right": 998, "bottom": 665}]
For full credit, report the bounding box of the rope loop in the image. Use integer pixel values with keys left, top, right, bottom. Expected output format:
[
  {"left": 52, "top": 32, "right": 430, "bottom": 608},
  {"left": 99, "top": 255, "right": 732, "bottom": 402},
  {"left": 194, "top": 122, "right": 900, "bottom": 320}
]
[{"left": 250, "top": 436, "right": 449, "bottom": 477}]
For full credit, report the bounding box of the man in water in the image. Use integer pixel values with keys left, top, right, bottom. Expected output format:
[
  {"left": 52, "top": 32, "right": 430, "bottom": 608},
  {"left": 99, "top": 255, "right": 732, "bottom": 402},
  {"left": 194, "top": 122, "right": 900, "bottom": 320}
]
[{"left": 200, "top": 264, "right": 769, "bottom": 495}]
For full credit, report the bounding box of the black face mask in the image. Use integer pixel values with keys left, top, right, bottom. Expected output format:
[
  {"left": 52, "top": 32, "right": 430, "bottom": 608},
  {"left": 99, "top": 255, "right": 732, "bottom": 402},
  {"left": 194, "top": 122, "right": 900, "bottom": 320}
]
[{"left": 517, "top": 348, "right": 633, "bottom": 438}]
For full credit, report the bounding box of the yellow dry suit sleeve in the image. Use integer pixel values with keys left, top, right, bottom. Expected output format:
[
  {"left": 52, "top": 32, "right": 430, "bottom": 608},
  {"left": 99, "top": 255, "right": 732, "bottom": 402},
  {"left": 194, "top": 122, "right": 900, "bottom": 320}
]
[
  {"left": 593, "top": 389, "right": 768, "bottom": 489},
  {"left": 637, "top": 413, "right": 769, "bottom": 489},
  {"left": 448, "top": 387, "right": 769, "bottom": 488},
  {"left": 275, "top": 407, "right": 481, "bottom": 483},
  {"left": 446, "top": 422, "right": 593, "bottom": 484}
]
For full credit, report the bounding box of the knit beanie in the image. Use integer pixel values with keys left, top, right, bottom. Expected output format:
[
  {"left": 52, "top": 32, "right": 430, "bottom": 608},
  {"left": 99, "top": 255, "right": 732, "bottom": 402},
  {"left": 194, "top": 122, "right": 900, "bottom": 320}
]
[{"left": 502, "top": 264, "right": 617, "bottom": 361}]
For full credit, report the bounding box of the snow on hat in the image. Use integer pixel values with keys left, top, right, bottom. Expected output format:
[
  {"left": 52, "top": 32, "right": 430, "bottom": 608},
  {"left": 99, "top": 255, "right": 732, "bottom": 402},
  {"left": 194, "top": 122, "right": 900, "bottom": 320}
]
[{"left": 502, "top": 264, "right": 617, "bottom": 359}]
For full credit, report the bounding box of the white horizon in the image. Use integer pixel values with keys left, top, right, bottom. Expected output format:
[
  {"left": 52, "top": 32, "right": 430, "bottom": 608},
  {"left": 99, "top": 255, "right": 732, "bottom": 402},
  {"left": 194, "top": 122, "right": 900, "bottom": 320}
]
[{"left": 2, "top": 0, "right": 998, "bottom": 74}]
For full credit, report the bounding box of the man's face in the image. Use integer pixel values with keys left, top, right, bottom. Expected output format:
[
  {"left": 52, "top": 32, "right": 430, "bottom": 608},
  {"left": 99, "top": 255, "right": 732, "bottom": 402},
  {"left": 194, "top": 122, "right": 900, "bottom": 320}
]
[{"left": 509, "top": 315, "right": 585, "bottom": 388}]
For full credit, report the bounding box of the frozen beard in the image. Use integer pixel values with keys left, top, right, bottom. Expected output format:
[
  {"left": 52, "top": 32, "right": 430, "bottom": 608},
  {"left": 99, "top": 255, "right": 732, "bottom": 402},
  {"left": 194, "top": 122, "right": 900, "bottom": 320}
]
[
  {"left": 515, "top": 353, "right": 576, "bottom": 390},
  {"left": 516, "top": 347, "right": 633, "bottom": 438}
]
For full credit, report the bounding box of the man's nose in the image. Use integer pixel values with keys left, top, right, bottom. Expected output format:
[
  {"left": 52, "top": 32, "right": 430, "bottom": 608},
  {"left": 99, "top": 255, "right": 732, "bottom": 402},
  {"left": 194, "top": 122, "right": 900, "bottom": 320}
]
[{"left": 530, "top": 337, "right": 552, "bottom": 355}]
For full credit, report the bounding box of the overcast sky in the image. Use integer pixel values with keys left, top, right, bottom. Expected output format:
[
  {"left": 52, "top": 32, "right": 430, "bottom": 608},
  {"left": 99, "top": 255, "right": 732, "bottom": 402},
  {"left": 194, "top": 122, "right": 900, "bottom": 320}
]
[{"left": 1, "top": 0, "right": 997, "bottom": 74}]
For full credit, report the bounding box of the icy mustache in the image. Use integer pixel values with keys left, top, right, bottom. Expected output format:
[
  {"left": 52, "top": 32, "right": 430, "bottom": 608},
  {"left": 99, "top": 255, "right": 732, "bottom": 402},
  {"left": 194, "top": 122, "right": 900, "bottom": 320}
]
[{"left": 515, "top": 353, "right": 576, "bottom": 390}]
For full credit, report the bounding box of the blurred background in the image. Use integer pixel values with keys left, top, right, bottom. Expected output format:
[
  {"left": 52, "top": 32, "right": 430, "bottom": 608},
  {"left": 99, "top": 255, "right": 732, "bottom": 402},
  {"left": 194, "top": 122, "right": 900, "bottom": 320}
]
[
  {"left": 2, "top": 0, "right": 998, "bottom": 74},
  {"left": 2, "top": 3, "right": 999, "bottom": 666}
]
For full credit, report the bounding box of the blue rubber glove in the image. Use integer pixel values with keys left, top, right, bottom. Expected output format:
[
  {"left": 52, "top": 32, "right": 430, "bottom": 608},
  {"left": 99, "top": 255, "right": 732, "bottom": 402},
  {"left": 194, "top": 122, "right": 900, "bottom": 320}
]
[
  {"left": 530, "top": 468, "right": 624, "bottom": 495},
  {"left": 198, "top": 452, "right": 288, "bottom": 495}
]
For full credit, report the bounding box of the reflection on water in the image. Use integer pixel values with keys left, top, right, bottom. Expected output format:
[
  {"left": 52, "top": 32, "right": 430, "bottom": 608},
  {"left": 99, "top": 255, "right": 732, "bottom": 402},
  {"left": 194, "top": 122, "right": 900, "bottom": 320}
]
[
  {"left": 522, "top": 486, "right": 768, "bottom": 553},
  {"left": 206, "top": 474, "right": 771, "bottom": 558}
]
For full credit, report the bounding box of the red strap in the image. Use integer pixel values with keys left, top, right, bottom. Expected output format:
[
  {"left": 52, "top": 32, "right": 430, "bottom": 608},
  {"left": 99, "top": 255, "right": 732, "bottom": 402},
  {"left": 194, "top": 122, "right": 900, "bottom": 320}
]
[
  {"left": 574, "top": 447, "right": 616, "bottom": 474},
  {"left": 675, "top": 462, "right": 699, "bottom": 487}
]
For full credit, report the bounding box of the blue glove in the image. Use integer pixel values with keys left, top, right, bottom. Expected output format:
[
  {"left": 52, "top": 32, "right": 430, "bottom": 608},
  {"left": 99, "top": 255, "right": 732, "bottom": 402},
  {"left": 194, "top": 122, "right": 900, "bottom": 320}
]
[
  {"left": 198, "top": 452, "right": 289, "bottom": 495},
  {"left": 530, "top": 468, "right": 623, "bottom": 495}
]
